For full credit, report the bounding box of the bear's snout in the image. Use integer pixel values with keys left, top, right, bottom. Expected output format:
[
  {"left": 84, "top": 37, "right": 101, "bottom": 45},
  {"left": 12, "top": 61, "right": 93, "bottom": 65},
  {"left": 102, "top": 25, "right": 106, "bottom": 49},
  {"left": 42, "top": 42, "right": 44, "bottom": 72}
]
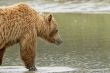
[{"left": 55, "top": 38, "right": 63, "bottom": 45}]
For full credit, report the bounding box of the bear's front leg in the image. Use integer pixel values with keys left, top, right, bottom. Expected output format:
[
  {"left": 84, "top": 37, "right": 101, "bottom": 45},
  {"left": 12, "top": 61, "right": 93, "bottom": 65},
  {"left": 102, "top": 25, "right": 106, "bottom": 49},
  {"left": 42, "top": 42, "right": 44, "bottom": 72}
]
[
  {"left": 20, "top": 47, "right": 37, "bottom": 71},
  {"left": 20, "top": 33, "right": 37, "bottom": 71}
]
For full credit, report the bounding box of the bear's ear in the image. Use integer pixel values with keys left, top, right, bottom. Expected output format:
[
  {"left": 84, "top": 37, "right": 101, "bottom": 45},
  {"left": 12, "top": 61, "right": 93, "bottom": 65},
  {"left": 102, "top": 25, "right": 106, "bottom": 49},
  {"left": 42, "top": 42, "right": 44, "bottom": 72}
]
[{"left": 47, "top": 14, "right": 52, "bottom": 22}]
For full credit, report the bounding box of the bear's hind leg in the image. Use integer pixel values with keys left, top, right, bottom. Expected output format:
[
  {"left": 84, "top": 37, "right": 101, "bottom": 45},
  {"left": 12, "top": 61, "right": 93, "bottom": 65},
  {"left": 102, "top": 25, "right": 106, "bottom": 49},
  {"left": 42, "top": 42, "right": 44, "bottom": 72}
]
[
  {"left": 20, "top": 34, "right": 36, "bottom": 71},
  {"left": 0, "top": 47, "right": 6, "bottom": 65}
]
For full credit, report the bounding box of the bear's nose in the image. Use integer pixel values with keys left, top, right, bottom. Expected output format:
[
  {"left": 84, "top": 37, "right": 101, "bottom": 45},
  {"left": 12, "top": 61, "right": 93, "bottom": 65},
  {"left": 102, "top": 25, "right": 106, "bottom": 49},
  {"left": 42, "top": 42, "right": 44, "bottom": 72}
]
[{"left": 55, "top": 39, "right": 63, "bottom": 45}]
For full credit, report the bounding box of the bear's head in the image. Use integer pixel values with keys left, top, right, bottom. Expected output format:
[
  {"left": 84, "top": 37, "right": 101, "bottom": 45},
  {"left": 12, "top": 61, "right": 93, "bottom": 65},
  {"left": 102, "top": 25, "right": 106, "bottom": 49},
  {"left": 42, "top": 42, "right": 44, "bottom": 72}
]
[{"left": 37, "top": 13, "right": 62, "bottom": 45}]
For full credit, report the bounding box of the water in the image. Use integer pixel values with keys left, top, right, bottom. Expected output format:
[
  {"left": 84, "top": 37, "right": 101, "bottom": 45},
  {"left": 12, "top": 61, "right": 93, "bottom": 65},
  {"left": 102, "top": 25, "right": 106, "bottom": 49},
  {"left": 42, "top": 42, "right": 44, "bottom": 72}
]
[
  {"left": 0, "top": 0, "right": 110, "bottom": 73},
  {"left": 1, "top": 0, "right": 110, "bottom": 13}
]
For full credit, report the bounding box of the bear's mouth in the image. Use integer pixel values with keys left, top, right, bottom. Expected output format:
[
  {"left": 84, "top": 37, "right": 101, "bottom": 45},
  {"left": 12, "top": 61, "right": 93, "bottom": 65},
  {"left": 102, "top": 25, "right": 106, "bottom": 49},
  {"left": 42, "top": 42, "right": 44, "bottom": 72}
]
[{"left": 45, "top": 36, "right": 62, "bottom": 45}]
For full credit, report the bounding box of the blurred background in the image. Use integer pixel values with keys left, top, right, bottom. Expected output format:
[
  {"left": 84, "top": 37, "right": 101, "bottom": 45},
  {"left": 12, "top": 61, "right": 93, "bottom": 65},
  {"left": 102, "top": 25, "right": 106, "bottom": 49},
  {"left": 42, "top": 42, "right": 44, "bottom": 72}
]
[
  {"left": 1, "top": 0, "right": 110, "bottom": 12},
  {"left": 1, "top": 0, "right": 110, "bottom": 73}
]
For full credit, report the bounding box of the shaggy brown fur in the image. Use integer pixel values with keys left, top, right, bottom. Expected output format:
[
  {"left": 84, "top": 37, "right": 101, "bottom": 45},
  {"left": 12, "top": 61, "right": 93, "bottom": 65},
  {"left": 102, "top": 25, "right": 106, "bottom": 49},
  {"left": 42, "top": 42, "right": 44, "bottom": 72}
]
[{"left": 0, "top": 3, "right": 62, "bottom": 71}]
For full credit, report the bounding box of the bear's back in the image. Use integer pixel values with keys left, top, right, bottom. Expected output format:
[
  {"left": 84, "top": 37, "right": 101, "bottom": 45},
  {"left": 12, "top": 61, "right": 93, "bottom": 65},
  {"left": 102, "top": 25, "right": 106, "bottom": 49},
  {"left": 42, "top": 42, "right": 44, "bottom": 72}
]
[{"left": 0, "top": 3, "right": 38, "bottom": 49}]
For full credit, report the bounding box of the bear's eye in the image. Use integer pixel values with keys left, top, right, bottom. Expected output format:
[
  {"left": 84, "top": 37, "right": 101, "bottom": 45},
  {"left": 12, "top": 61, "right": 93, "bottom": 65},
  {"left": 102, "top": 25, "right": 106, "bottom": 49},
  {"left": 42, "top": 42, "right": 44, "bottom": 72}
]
[{"left": 54, "top": 29, "right": 57, "bottom": 32}]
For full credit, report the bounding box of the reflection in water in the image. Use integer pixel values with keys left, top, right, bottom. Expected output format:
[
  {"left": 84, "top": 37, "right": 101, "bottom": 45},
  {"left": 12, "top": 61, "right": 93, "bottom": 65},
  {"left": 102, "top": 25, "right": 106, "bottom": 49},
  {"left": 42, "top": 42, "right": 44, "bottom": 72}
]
[
  {"left": 0, "top": 66, "right": 110, "bottom": 73},
  {"left": 0, "top": 66, "right": 76, "bottom": 73},
  {"left": 24, "top": 71, "right": 36, "bottom": 73}
]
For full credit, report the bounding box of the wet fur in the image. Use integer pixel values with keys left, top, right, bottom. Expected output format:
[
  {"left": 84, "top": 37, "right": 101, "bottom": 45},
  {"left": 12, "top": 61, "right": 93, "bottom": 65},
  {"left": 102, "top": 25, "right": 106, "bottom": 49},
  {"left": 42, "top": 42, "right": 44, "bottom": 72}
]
[{"left": 0, "top": 3, "right": 59, "bottom": 71}]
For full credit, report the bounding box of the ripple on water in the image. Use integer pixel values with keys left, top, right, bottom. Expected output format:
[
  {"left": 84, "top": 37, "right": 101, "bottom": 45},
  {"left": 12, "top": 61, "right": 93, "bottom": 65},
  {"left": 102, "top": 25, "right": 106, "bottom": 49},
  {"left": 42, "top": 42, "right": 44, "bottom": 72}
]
[
  {"left": 0, "top": 66, "right": 110, "bottom": 73},
  {"left": 0, "top": 66, "right": 76, "bottom": 73},
  {"left": 26, "top": 1, "right": 110, "bottom": 13}
]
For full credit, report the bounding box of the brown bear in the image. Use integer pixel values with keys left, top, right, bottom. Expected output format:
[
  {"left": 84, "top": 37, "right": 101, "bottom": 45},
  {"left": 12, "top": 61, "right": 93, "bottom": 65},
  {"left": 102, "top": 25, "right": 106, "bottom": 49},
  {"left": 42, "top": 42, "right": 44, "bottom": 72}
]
[{"left": 0, "top": 3, "right": 62, "bottom": 71}]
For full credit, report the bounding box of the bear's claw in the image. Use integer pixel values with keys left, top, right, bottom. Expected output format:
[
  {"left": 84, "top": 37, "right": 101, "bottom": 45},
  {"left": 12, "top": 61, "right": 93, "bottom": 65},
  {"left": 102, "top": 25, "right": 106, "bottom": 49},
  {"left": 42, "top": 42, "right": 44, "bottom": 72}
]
[{"left": 28, "top": 66, "right": 37, "bottom": 71}]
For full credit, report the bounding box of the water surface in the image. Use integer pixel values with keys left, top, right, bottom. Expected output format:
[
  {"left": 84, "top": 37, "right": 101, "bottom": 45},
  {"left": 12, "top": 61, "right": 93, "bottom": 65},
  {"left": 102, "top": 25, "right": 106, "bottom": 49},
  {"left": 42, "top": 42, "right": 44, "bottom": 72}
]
[
  {"left": 1, "top": 13, "right": 110, "bottom": 73},
  {"left": 1, "top": 0, "right": 110, "bottom": 13}
]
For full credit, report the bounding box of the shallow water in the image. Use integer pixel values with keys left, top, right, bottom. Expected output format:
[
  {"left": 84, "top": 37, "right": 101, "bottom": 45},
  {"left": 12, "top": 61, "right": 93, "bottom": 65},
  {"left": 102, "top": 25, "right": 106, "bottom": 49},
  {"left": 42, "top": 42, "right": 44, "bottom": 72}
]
[
  {"left": 0, "top": 0, "right": 110, "bottom": 73},
  {"left": 0, "top": 66, "right": 76, "bottom": 73},
  {"left": 2, "top": 13, "right": 110, "bottom": 73}
]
